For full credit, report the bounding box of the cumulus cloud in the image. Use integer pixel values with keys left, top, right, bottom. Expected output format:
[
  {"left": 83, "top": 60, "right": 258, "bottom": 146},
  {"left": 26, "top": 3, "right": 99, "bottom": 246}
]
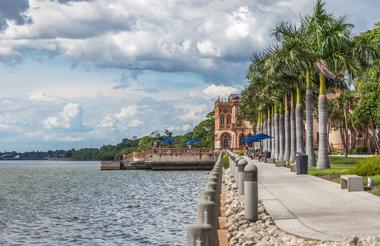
[
  {"left": 98, "top": 105, "right": 142, "bottom": 130},
  {"left": 30, "top": 91, "right": 64, "bottom": 103},
  {"left": 177, "top": 104, "right": 208, "bottom": 122},
  {"left": 43, "top": 103, "right": 90, "bottom": 131},
  {"left": 0, "top": 0, "right": 304, "bottom": 82},
  {"left": 168, "top": 124, "right": 192, "bottom": 133},
  {"left": 0, "top": 0, "right": 30, "bottom": 30},
  {"left": 1, "top": 0, "right": 379, "bottom": 82},
  {"left": 201, "top": 84, "right": 238, "bottom": 99}
]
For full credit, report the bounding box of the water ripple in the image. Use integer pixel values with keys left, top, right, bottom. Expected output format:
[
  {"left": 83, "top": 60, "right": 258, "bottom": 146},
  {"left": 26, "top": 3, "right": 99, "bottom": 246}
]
[{"left": 0, "top": 161, "right": 208, "bottom": 245}]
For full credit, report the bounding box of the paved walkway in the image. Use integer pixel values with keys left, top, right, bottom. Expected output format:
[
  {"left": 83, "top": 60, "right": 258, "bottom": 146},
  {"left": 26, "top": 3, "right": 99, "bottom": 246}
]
[{"left": 247, "top": 158, "right": 380, "bottom": 241}]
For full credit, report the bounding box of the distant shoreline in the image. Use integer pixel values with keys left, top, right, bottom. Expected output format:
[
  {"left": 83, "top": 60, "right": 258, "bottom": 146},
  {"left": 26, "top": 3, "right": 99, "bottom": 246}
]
[{"left": 0, "top": 158, "right": 98, "bottom": 161}]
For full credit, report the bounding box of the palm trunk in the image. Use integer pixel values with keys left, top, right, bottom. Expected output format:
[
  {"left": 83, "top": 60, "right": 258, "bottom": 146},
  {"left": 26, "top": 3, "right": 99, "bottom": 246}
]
[
  {"left": 296, "top": 87, "right": 305, "bottom": 154},
  {"left": 256, "top": 113, "right": 260, "bottom": 149},
  {"left": 271, "top": 106, "right": 275, "bottom": 157},
  {"left": 317, "top": 74, "right": 330, "bottom": 169},
  {"left": 265, "top": 115, "right": 270, "bottom": 151},
  {"left": 264, "top": 115, "right": 267, "bottom": 151},
  {"left": 343, "top": 106, "right": 349, "bottom": 157},
  {"left": 284, "top": 95, "right": 290, "bottom": 161},
  {"left": 306, "top": 72, "right": 316, "bottom": 166},
  {"left": 279, "top": 104, "right": 285, "bottom": 161},
  {"left": 289, "top": 91, "right": 296, "bottom": 163},
  {"left": 268, "top": 109, "right": 272, "bottom": 154},
  {"left": 275, "top": 105, "right": 279, "bottom": 160}
]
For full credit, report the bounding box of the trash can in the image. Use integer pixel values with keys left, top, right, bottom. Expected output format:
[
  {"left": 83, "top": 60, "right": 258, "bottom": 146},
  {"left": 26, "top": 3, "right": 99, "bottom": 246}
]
[
  {"left": 264, "top": 151, "right": 271, "bottom": 163},
  {"left": 295, "top": 153, "right": 308, "bottom": 174}
]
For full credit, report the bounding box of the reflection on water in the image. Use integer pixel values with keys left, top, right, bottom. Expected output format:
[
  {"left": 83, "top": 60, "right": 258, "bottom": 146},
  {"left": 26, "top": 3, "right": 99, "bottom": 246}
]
[{"left": 0, "top": 161, "right": 208, "bottom": 245}]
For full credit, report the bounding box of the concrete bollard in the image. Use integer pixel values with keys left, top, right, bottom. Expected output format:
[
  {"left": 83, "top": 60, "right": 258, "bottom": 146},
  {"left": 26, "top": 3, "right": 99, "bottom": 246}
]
[
  {"left": 187, "top": 223, "right": 214, "bottom": 246},
  {"left": 208, "top": 176, "right": 220, "bottom": 198},
  {"left": 196, "top": 200, "right": 218, "bottom": 246},
  {"left": 203, "top": 186, "right": 217, "bottom": 204},
  {"left": 212, "top": 168, "right": 222, "bottom": 194},
  {"left": 229, "top": 156, "right": 235, "bottom": 177},
  {"left": 244, "top": 162, "right": 258, "bottom": 221},
  {"left": 238, "top": 158, "right": 248, "bottom": 195},
  {"left": 206, "top": 180, "right": 219, "bottom": 207},
  {"left": 234, "top": 157, "right": 241, "bottom": 184}
]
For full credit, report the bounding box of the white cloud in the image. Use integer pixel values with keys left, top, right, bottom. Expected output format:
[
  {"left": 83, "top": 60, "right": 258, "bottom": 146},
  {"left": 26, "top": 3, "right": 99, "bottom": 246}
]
[
  {"left": 202, "top": 84, "right": 238, "bottom": 99},
  {"left": 98, "top": 105, "right": 142, "bottom": 130},
  {"left": 63, "top": 136, "right": 83, "bottom": 142},
  {"left": 43, "top": 103, "right": 90, "bottom": 131},
  {"left": 0, "top": 0, "right": 313, "bottom": 82},
  {"left": 168, "top": 124, "right": 192, "bottom": 132},
  {"left": 129, "top": 119, "right": 144, "bottom": 127},
  {"left": 30, "top": 91, "right": 64, "bottom": 103},
  {"left": 115, "top": 105, "right": 138, "bottom": 119},
  {"left": 177, "top": 104, "right": 208, "bottom": 122}
]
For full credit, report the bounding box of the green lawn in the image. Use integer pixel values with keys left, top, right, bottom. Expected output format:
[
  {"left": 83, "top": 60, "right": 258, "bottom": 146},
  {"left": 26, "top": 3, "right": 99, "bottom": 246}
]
[
  {"left": 309, "top": 156, "right": 380, "bottom": 196},
  {"left": 308, "top": 157, "right": 363, "bottom": 176}
]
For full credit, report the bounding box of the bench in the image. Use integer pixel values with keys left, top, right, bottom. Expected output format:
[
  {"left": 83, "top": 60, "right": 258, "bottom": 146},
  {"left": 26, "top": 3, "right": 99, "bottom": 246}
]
[{"left": 341, "top": 175, "right": 364, "bottom": 192}]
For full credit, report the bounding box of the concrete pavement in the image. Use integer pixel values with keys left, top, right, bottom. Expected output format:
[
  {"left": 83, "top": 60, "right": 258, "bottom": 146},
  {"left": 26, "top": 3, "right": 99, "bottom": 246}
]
[{"left": 247, "top": 158, "right": 380, "bottom": 241}]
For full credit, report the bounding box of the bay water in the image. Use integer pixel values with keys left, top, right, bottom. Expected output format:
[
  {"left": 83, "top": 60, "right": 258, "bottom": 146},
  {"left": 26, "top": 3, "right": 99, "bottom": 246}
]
[{"left": 0, "top": 161, "right": 208, "bottom": 245}]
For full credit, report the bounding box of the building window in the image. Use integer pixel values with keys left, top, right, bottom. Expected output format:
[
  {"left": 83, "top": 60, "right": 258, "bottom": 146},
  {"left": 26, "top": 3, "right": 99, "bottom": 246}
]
[
  {"left": 227, "top": 115, "right": 231, "bottom": 124},
  {"left": 220, "top": 115, "right": 225, "bottom": 125},
  {"left": 221, "top": 132, "right": 231, "bottom": 148}
]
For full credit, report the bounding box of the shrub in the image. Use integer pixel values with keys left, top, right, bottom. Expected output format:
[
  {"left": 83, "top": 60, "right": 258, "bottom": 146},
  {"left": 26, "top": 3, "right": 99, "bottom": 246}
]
[
  {"left": 350, "top": 147, "right": 368, "bottom": 154},
  {"left": 350, "top": 156, "right": 380, "bottom": 176},
  {"left": 329, "top": 147, "right": 342, "bottom": 155},
  {"left": 222, "top": 152, "right": 229, "bottom": 169}
]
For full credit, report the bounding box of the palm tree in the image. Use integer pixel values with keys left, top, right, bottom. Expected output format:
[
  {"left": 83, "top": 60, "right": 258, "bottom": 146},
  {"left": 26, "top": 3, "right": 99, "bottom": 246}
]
[
  {"left": 296, "top": 87, "right": 305, "bottom": 153},
  {"left": 268, "top": 108, "right": 272, "bottom": 152},
  {"left": 305, "top": 71, "right": 316, "bottom": 166},
  {"left": 289, "top": 91, "right": 296, "bottom": 163},
  {"left": 273, "top": 105, "right": 277, "bottom": 159},
  {"left": 284, "top": 95, "right": 291, "bottom": 161},
  {"left": 279, "top": 104, "right": 285, "bottom": 161},
  {"left": 304, "top": 0, "right": 375, "bottom": 168}
]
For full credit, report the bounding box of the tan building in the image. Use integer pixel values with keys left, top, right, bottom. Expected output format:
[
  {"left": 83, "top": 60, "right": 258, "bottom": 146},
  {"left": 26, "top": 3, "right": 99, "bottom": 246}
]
[{"left": 214, "top": 94, "right": 253, "bottom": 149}]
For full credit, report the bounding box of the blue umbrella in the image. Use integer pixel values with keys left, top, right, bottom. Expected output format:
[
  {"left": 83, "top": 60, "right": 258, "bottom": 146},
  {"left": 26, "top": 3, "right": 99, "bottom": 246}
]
[
  {"left": 243, "top": 134, "right": 273, "bottom": 143},
  {"left": 162, "top": 139, "right": 174, "bottom": 145},
  {"left": 252, "top": 133, "right": 273, "bottom": 140},
  {"left": 242, "top": 136, "right": 261, "bottom": 143},
  {"left": 186, "top": 138, "right": 201, "bottom": 145}
]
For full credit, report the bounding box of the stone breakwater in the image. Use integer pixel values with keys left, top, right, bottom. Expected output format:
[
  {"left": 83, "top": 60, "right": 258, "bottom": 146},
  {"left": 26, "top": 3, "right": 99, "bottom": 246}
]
[{"left": 223, "top": 167, "right": 380, "bottom": 246}]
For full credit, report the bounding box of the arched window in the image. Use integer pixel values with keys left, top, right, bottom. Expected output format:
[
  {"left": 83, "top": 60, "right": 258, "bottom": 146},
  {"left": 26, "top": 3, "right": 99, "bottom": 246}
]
[
  {"left": 220, "top": 132, "right": 231, "bottom": 148},
  {"left": 226, "top": 115, "right": 231, "bottom": 124},
  {"left": 220, "top": 115, "right": 225, "bottom": 125}
]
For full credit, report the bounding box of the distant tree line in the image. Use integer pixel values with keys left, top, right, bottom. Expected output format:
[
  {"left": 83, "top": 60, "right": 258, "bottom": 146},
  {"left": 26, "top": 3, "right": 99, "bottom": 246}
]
[
  {"left": 1, "top": 111, "right": 215, "bottom": 161},
  {"left": 0, "top": 150, "right": 74, "bottom": 160}
]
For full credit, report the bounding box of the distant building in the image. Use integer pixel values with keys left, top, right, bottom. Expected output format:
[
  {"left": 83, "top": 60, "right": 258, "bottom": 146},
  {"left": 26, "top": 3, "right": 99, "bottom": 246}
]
[{"left": 214, "top": 94, "right": 253, "bottom": 149}]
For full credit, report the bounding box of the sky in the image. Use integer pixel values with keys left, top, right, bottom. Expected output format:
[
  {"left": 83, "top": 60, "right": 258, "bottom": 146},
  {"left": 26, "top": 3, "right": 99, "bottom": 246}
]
[{"left": 0, "top": 0, "right": 379, "bottom": 151}]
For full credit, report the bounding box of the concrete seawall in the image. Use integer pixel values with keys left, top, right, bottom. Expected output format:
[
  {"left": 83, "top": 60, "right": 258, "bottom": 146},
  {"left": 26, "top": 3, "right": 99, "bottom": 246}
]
[{"left": 101, "top": 160, "right": 215, "bottom": 171}]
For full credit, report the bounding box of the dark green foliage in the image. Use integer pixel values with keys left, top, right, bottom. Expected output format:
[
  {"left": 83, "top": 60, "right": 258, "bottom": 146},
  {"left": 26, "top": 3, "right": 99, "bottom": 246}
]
[
  {"left": 350, "top": 147, "right": 369, "bottom": 154},
  {"left": 72, "top": 137, "right": 140, "bottom": 161},
  {"left": 190, "top": 111, "right": 215, "bottom": 148},
  {"left": 221, "top": 152, "right": 229, "bottom": 169},
  {"left": 350, "top": 156, "right": 380, "bottom": 176}
]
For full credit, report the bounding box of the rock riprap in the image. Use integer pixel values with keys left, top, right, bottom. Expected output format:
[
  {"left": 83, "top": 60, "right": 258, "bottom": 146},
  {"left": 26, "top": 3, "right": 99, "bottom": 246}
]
[{"left": 222, "top": 167, "right": 380, "bottom": 246}]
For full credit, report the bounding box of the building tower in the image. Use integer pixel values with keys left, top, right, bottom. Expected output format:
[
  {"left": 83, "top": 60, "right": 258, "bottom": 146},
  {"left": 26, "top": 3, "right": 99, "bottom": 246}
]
[{"left": 214, "top": 94, "right": 253, "bottom": 149}]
